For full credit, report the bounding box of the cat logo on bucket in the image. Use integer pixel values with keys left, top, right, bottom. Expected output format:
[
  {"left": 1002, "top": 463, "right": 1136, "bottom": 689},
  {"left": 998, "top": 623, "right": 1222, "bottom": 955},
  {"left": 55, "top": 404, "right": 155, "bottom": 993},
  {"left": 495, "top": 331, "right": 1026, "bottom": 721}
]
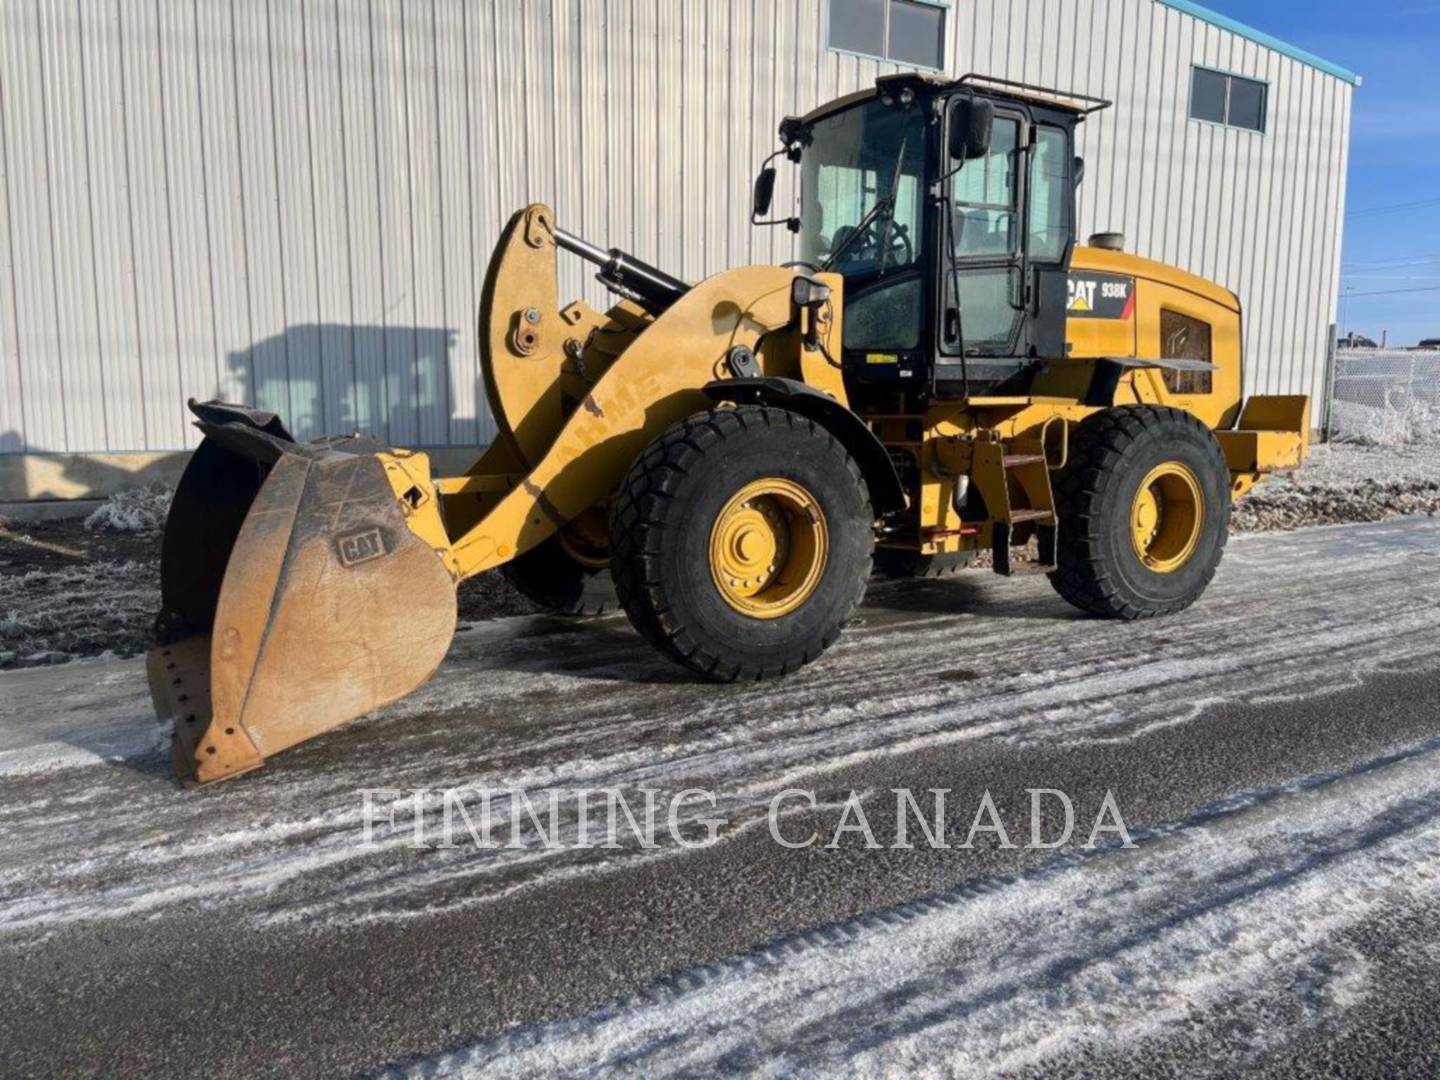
[
  {"left": 1068, "top": 273, "right": 1136, "bottom": 320},
  {"left": 336, "top": 527, "right": 389, "bottom": 568}
]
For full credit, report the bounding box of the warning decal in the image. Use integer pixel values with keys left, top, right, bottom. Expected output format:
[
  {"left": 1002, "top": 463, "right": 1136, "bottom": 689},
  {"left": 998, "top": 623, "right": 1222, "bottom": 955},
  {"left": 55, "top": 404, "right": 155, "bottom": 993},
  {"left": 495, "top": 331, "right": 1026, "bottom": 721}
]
[{"left": 1067, "top": 272, "right": 1136, "bottom": 320}]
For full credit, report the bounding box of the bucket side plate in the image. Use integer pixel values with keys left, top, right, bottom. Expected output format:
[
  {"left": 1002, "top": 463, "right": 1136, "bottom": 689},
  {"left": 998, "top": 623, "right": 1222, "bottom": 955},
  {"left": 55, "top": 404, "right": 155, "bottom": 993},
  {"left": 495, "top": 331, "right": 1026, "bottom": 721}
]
[{"left": 150, "top": 447, "right": 458, "bottom": 785}]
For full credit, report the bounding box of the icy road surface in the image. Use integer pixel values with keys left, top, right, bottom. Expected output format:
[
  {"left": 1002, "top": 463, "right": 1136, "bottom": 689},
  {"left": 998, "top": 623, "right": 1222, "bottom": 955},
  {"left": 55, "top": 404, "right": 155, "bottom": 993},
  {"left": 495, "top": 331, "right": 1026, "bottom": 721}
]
[{"left": 2, "top": 518, "right": 1440, "bottom": 1077}]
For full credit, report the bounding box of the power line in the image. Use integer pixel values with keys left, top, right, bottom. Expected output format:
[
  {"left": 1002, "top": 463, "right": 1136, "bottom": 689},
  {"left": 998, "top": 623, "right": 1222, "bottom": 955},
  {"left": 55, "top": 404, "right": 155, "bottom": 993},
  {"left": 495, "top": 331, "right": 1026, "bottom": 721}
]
[
  {"left": 1347, "top": 196, "right": 1440, "bottom": 218},
  {"left": 1339, "top": 284, "right": 1440, "bottom": 299},
  {"left": 1344, "top": 253, "right": 1440, "bottom": 270}
]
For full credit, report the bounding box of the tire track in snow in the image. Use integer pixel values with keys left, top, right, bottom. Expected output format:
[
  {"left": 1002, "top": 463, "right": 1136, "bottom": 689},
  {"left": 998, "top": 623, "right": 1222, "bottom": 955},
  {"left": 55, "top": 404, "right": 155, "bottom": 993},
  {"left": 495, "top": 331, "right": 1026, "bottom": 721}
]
[
  {"left": 399, "top": 739, "right": 1440, "bottom": 1078},
  {"left": 1, "top": 519, "right": 1438, "bottom": 935}
]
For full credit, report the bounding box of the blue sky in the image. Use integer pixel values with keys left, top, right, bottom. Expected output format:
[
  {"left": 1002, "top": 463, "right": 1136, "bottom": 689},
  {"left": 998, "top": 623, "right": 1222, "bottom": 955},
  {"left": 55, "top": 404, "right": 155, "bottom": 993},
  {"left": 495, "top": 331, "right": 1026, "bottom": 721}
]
[{"left": 1220, "top": 0, "right": 1440, "bottom": 345}]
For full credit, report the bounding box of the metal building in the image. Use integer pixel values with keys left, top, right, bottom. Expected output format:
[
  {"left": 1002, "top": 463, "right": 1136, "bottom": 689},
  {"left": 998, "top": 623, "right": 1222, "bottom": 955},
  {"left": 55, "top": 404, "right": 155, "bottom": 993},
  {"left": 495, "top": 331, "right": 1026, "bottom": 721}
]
[{"left": 0, "top": 0, "right": 1357, "bottom": 489}]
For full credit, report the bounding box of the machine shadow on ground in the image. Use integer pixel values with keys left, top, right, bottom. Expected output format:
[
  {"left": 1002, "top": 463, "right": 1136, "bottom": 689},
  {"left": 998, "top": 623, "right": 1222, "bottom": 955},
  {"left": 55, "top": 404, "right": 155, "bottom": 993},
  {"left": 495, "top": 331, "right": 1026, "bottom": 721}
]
[{"left": 858, "top": 575, "right": 1084, "bottom": 622}]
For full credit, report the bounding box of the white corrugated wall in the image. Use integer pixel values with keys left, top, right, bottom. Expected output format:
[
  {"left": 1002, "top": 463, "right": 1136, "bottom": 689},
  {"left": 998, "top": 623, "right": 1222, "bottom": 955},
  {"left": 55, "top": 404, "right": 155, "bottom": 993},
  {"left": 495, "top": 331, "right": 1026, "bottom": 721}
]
[{"left": 0, "top": 0, "right": 1353, "bottom": 454}]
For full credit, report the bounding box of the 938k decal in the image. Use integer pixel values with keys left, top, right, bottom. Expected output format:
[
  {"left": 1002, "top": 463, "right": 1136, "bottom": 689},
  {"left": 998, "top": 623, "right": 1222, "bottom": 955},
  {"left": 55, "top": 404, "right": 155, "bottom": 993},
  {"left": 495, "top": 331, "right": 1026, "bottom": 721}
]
[{"left": 1067, "top": 272, "right": 1136, "bottom": 320}]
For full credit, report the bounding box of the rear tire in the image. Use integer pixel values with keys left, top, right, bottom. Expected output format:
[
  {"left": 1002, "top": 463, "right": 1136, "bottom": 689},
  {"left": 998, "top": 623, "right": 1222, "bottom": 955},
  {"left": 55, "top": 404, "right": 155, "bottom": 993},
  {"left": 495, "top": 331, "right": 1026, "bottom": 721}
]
[
  {"left": 611, "top": 405, "right": 873, "bottom": 681},
  {"left": 502, "top": 535, "right": 616, "bottom": 616},
  {"left": 1049, "top": 406, "right": 1230, "bottom": 619}
]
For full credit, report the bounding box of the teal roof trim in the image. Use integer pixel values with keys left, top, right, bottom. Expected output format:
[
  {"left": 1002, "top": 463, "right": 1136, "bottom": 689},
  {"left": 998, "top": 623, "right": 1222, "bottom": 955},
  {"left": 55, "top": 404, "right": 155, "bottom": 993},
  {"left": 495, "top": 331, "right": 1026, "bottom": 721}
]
[{"left": 1158, "top": 1, "right": 1361, "bottom": 85}]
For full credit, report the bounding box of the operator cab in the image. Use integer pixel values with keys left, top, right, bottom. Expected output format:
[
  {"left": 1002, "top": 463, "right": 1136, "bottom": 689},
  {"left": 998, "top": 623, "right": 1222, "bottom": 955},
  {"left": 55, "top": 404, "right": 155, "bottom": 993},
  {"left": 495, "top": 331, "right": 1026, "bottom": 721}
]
[{"left": 752, "top": 73, "right": 1111, "bottom": 403}]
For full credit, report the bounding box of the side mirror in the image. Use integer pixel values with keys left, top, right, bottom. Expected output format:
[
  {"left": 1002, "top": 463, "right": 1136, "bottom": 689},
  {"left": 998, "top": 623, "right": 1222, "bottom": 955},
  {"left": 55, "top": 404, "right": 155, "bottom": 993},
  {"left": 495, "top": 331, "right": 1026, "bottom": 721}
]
[
  {"left": 753, "top": 167, "right": 777, "bottom": 219},
  {"left": 948, "top": 99, "right": 994, "bottom": 161},
  {"left": 1073, "top": 156, "right": 1086, "bottom": 187}
]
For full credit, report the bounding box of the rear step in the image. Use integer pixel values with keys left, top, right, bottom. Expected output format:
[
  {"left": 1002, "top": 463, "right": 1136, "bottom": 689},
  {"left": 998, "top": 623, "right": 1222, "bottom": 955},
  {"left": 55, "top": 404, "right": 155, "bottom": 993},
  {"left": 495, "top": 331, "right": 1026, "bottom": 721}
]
[{"left": 974, "top": 440, "right": 1060, "bottom": 578}]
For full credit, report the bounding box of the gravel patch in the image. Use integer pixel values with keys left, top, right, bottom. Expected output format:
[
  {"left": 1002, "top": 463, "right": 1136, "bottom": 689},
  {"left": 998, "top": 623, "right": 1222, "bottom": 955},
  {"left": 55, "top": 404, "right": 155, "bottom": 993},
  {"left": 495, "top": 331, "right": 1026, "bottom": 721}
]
[
  {"left": 1234, "top": 444, "right": 1440, "bottom": 532},
  {"left": 0, "top": 559, "right": 160, "bottom": 668},
  {"left": 0, "top": 490, "right": 537, "bottom": 669}
]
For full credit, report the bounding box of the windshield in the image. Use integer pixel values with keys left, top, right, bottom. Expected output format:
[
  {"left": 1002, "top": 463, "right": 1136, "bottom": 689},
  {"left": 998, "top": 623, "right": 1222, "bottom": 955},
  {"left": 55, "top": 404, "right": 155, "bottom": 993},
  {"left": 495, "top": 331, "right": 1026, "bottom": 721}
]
[{"left": 799, "top": 98, "right": 928, "bottom": 277}]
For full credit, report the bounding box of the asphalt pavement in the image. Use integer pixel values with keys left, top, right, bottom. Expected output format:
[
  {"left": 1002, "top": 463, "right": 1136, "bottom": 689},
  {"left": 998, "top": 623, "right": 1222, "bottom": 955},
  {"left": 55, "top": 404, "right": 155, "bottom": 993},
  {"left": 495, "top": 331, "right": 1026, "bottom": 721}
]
[{"left": 2, "top": 518, "right": 1439, "bottom": 1078}]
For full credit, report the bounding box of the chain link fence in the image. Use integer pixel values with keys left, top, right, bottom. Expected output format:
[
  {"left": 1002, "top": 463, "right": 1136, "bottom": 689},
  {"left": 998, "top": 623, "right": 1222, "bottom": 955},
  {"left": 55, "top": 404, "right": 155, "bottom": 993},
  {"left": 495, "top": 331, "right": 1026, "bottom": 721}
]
[{"left": 1326, "top": 349, "right": 1440, "bottom": 446}]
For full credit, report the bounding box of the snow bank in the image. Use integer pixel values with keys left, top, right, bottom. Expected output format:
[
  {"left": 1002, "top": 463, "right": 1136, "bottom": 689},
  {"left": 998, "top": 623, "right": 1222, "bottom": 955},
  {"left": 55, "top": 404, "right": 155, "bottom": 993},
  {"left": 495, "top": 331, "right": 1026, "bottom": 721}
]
[
  {"left": 83, "top": 485, "right": 172, "bottom": 533},
  {"left": 1329, "top": 398, "right": 1440, "bottom": 448},
  {"left": 1329, "top": 349, "right": 1440, "bottom": 447}
]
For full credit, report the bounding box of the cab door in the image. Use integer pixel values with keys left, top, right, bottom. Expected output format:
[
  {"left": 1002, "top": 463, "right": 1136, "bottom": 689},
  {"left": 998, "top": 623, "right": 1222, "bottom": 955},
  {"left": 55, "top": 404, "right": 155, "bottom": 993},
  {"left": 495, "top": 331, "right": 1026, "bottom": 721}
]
[
  {"left": 939, "top": 106, "right": 1028, "bottom": 383},
  {"left": 937, "top": 101, "right": 1076, "bottom": 391}
]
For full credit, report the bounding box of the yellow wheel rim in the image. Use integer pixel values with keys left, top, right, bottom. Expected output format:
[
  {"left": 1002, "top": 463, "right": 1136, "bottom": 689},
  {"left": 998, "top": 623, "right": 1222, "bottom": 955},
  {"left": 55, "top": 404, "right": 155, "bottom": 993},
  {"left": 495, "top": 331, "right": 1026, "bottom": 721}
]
[
  {"left": 1130, "top": 462, "right": 1204, "bottom": 574},
  {"left": 709, "top": 478, "right": 828, "bottom": 619}
]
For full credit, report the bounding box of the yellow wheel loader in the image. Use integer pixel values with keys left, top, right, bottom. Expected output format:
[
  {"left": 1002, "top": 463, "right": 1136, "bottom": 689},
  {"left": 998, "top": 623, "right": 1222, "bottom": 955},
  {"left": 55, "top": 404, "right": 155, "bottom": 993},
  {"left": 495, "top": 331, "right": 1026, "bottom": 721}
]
[{"left": 149, "top": 73, "right": 1309, "bottom": 785}]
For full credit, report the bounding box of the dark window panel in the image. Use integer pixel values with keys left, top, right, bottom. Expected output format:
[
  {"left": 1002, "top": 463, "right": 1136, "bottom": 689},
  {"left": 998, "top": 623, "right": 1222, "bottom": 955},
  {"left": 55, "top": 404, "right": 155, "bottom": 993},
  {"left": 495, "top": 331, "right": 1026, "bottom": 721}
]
[
  {"left": 1160, "top": 309, "right": 1215, "bottom": 395},
  {"left": 829, "top": 0, "right": 886, "bottom": 57},
  {"left": 887, "top": 0, "right": 946, "bottom": 69},
  {"left": 1191, "top": 67, "right": 1228, "bottom": 125},
  {"left": 1228, "top": 76, "right": 1268, "bottom": 132}
]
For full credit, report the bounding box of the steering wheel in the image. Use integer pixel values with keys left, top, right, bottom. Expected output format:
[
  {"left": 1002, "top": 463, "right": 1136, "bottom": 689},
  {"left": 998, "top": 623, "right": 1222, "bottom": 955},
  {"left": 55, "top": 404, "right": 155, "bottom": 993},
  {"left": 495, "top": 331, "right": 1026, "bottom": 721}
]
[
  {"left": 830, "top": 221, "right": 913, "bottom": 269},
  {"left": 881, "top": 222, "right": 914, "bottom": 267}
]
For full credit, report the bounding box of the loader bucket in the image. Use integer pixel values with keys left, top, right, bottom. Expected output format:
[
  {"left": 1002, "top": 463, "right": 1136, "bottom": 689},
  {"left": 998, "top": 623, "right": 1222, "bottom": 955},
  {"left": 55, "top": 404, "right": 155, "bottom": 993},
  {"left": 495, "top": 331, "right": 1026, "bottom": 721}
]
[{"left": 148, "top": 403, "right": 458, "bottom": 785}]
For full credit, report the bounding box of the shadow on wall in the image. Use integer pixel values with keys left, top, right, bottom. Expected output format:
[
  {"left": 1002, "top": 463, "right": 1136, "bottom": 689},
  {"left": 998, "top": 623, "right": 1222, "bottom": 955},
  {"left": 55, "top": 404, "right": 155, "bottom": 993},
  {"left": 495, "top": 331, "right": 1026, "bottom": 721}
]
[
  {"left": 1, "top": 323, "right": 476, "bottom": 506},
  {"left": 226, "top": 324, "right": 463, "bottom": 444},
  {"left": 0, "top": 433, "right": 193, "bottom": 506}
]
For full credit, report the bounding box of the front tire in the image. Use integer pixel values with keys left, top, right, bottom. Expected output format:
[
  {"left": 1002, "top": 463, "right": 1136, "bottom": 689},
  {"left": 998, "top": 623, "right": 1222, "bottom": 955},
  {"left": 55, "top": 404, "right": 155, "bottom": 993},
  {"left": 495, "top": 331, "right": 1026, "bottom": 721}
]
[
  {"left": 1049, "top": 406, "right": 1230, "bottom": 619},
  {"left": 611, "top": 406, "right": 874, "bottom": 681}
]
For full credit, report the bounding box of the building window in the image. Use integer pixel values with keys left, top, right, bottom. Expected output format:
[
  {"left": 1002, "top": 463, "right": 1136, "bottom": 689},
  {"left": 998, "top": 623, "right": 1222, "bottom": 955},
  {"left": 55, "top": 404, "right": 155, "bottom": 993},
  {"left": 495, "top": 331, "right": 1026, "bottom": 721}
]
[
  {"left": 829, "top": 0, "right": 947, "bottom": 70},
  {"left": 1160, "top": 310, "right": 1214, "bottom": 395},
  {"left": 1190, "top": 66, "right": 1267, "bottom": 133}
]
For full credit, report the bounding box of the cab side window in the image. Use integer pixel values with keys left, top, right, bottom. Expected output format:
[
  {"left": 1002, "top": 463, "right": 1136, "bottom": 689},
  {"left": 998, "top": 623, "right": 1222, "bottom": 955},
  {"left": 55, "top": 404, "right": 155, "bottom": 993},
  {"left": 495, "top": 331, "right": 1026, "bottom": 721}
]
[
  {"left": 951, "top": 117, "right": 1020, "bottom": 258},
  {"left": 1160, "top": 310, "right": 1214, "bottom": 395},
  {"left": 1028, "top": 127, "right": 1071, "bottom": 263}
]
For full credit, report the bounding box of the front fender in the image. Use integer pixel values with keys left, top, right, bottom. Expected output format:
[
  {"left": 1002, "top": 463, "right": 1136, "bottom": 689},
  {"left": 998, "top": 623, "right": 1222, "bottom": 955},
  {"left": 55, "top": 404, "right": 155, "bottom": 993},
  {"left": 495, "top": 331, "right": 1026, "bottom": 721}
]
[{"left": 703, "top": 377, "right": 907, "bottom": 517}]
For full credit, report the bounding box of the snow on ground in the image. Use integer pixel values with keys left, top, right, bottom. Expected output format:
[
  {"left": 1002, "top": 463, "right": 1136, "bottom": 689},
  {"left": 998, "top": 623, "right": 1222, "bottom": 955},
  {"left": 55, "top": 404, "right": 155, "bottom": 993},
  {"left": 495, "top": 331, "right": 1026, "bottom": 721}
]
[
  {"left": 0, "top": 520, "right": 1437, "bottom": 942},
  {"left": 407, "top": 738, "right": 1440, "bottom": 1078},
  {"left": 82, "top": 485, "right": 173, "bottom": 533},
  {"left": 0, "top": 662, "right": 165, "bottom": 775},
  {"left": 0, "top": 559, "right": 159, "bottom": 667}
]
